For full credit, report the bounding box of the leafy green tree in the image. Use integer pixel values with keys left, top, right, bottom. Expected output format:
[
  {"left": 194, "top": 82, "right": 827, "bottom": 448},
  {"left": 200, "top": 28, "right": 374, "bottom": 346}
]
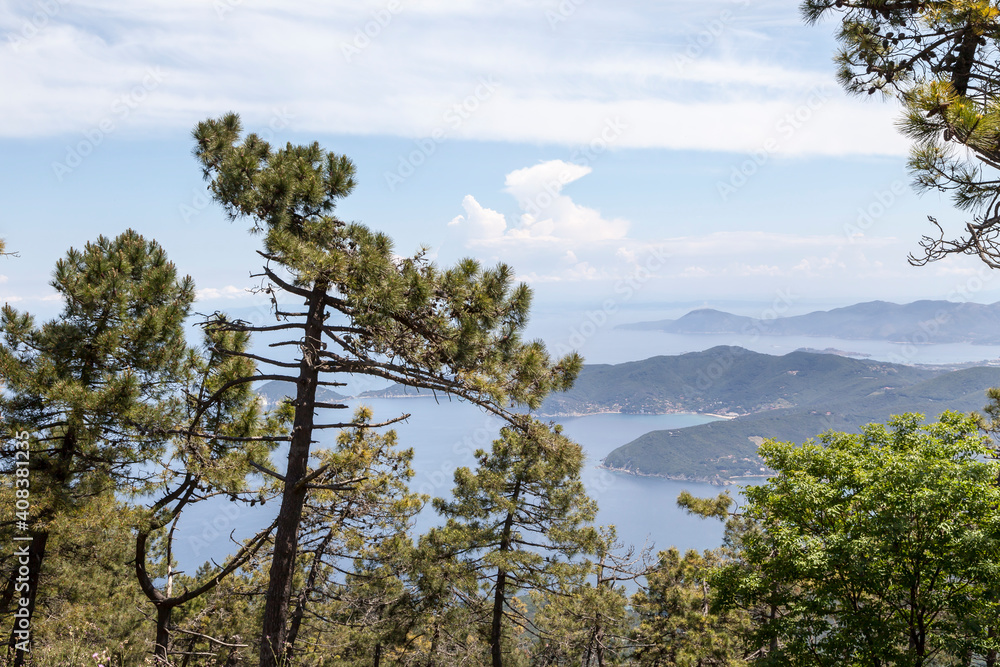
[
  {"left": 713, "top": 411, "right": 1000, "bottom": 666},
  {"left": 0, "top": 230, "right": 194, "bottom": 663},
  {"left": 191, "top": 112, "right": 581, "bottom": 666},
  {"left": 802, "top": 0, "right": 1000, "bottom": 266},
  {"left": 430, "top": 422, "right": 600, "bottom": 667}
]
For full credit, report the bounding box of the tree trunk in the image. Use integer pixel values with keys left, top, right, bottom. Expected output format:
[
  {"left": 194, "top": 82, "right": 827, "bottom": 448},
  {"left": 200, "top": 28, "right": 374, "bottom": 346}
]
[
  {"left": 952, "top": 26, "right": 980, "bottom": 97},
  {"left": 768, "top": 603, "right": 778, "bottom": 655},
  {"left": 260, "top": 283, "right": 327, "bottom": 667},
  {"left": 285, "top": 532, "right": 333, "bottom": 664},
  {"left": 8, "top": 530, "right": 48, "bottom": 667},
  {"left": 425, "top": 619, "right": 439, "bottom": 667},
  {"left": 490, "top": 567, "right": 509, "bottom": 667},
  {"left": 179, "top": 635, "right": 198, "bottom": 667},
  {"left": 154, "top": 604, "right": 172, "bottom": 665},
  {"left": 490, "top": 478, "right": 523, "bottom": 667}
]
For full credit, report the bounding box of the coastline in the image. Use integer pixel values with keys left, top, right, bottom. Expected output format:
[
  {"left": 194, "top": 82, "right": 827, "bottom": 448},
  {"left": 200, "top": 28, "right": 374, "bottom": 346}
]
[{"left": 598, "top": 463, "right": 773, "bottom": 486}]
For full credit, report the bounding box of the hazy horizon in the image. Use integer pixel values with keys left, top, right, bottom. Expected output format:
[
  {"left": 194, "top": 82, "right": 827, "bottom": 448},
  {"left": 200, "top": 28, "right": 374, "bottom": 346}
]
[{"left": 5, "top": 2, "right": 1000, "bottom": 319}]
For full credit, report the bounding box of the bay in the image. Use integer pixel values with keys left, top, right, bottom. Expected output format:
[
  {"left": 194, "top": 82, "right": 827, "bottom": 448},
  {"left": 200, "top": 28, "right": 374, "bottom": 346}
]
[
  {"left": 169, "top": 310, "right": 1000, "bottom": 576},
  {"left": 169, "top": 398, "right": 731, "bottom": 574}
]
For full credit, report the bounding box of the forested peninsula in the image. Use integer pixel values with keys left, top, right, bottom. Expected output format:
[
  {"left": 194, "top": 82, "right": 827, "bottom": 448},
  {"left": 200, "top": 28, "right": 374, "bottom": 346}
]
[{"left": 543, "top": 347, "right": 1000, "bottom": 483}]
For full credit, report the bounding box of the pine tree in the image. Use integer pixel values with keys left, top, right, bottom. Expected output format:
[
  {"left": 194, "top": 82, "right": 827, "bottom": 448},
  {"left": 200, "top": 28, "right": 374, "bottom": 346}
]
[
  {"left": 802, "top": 1, "right": 1000, "bottom": 267},
  {"left": 0, "top": 230, "right": 195, "bottom": 663},
  {"left": 532, "top": 527, "right": 649, "bottom": 667},
  {"left": 281, "top": 408, "right": 425, "bottom": 665},
  {"left": 190, "top": 112, "right": 582, "bottom": 666},
  {"left": 407, "top": 530, "right": 491, "bottom": 667},
  {"left": 631, "top": 548, "right": 749, "bottom": 666},
  {"left": 430, "top": 422, "right": 600, "bottom": 667}
]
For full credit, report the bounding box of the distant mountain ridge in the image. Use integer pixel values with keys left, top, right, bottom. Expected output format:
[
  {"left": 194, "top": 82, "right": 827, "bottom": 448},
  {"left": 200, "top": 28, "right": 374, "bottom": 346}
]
[{"left": 618, "top": 300, "right": 1000, "bottom": 344}]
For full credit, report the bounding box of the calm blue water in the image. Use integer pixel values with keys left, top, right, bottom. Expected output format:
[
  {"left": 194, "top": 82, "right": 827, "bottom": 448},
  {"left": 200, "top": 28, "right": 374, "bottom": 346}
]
[
  {"left": 168, "top": 312, "right": 1000, "bottom": 575},
  {"left": 169, "top": 398, "right": 733, "bottom": 573}
]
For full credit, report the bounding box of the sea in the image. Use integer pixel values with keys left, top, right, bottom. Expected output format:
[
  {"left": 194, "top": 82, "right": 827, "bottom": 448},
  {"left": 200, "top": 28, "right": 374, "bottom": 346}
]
[{"left": 169, "top": 306, "right": 1000, "bottom": 575}]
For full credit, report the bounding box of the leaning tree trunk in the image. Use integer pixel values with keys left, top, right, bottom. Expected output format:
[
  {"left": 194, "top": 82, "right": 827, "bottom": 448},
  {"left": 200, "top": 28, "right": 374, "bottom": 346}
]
[
  {"left": 285, "top": 531, "right": 334, "bottom": 663},
  {"left": 260, "top": 283, "right": 327, "bottom": 667}
]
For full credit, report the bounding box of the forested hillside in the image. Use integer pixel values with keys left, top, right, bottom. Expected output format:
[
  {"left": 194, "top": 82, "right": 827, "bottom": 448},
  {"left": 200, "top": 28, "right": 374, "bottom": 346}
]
[
  {"left": 602, "top": 365, "right": 1000, "bottom": 482},
  {"left": 532, "top": 347, "right": 1000, "bottom": 482},
  {"left": 540, "top": 346, "right": 940, "bottom": 416}
]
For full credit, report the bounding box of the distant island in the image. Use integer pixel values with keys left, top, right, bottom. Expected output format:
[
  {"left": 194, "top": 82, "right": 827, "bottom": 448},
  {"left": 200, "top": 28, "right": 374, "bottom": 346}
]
[
  {"left": 536, "top": 346, "right": 1000, "bottom": 484},
  {"left": 256, "top": 380, "right": 348, "bottom": 409},
  {"left": 618, "top": 299, "right": 1000, "bottom": 345}
]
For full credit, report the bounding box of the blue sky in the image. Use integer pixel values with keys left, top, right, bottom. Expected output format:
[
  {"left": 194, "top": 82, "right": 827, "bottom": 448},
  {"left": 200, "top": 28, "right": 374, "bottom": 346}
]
[{"left": 3, "top": 0, "right": 999, "bottom": 325}]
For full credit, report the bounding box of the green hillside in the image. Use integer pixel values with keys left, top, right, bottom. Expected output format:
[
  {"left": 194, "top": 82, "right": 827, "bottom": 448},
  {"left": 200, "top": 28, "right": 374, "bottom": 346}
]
[
  {"left": 602, "top": 364, "right": 1000, "bottom": 484},
  {"left": 539, "top": 346, "right": 938, "bottom": 416}
]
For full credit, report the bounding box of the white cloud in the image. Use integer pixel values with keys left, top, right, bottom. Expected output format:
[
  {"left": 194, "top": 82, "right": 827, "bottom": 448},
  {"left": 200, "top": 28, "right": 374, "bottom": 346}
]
[
  {"left": 445, "top": 164, "right": 921, "bottom": 286},
  {"left": 0, "top": 1, "right": 909, "bottom": 155},
  {"left": 448, "top": 195, "right": 507, "bottom": 240},
  {"left": 196, "top": 285, "right": 252, "bottom": 300},
  {"left": 449, "top": 160, "right": 629, "bottom": 248}
]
